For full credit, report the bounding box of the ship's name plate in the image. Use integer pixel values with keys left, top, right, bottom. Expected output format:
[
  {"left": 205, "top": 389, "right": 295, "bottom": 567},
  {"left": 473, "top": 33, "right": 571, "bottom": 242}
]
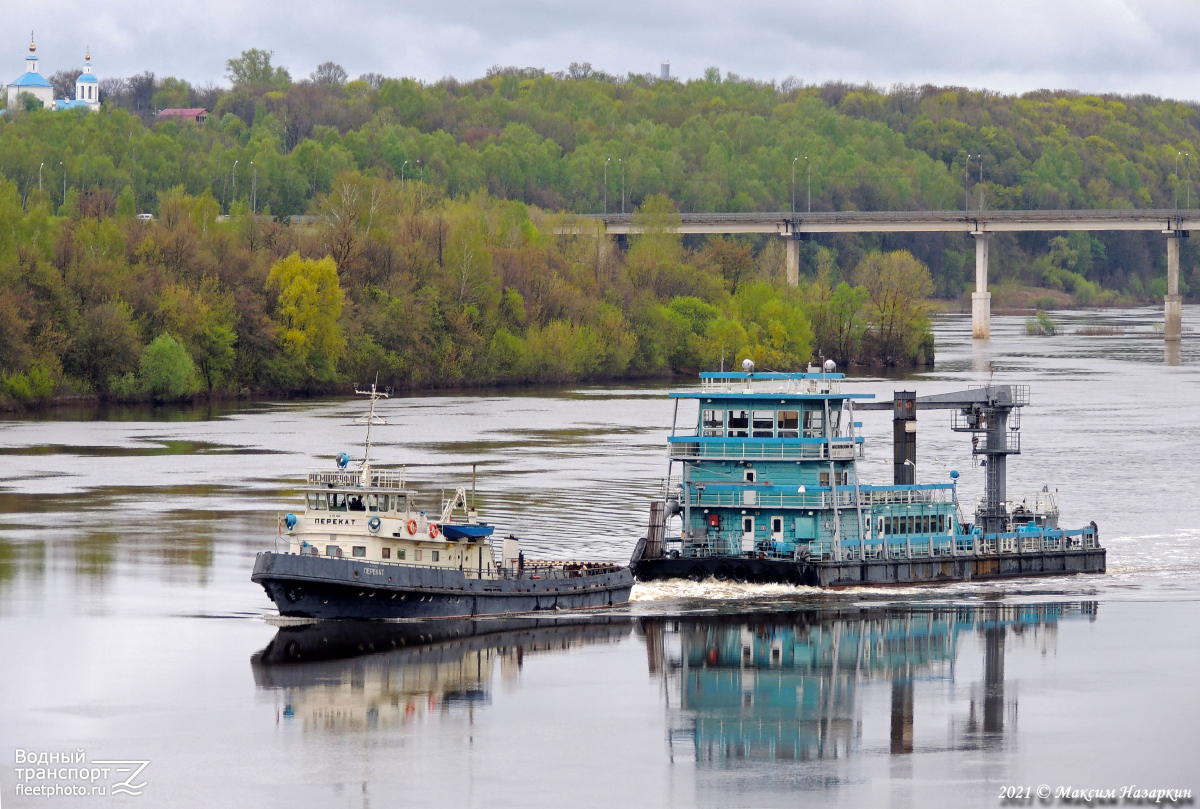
[
  {"left": 312, "top": 517, "right": 360, "bottom": 526},
  {"left": 363, "top": 567, "right": 385, "bottom": 575}
]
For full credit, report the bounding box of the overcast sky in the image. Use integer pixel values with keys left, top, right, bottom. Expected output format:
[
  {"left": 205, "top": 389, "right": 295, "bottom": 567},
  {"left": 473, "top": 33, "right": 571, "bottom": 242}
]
[{"left": 7, "top": 0, "right": 1200, "bottom": 101}]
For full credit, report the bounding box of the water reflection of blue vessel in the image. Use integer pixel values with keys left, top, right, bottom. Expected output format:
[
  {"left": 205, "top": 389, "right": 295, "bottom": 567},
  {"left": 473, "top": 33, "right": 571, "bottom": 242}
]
[{"left": 642, "top": 603, "right": 1098, "bottom": 764}]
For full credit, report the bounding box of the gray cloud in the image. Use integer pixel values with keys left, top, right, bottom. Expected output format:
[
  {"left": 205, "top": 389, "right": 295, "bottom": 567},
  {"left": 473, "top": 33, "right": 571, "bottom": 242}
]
[{"left": 6, "top": 0, "right": 1200, "bottom": 99}]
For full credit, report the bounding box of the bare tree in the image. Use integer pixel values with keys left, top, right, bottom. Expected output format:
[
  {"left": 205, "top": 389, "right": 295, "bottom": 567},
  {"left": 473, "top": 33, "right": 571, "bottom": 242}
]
[
  {"left": 192, "top": 82, "right": 225, "bottom": 111},
  {"left": 49, "top": 69, "right": 82, "bottom": 101},
  {"left": 310, "top": 62, "right": 348, "bottom": 86},
  {"left": 127, "top": 72, "right": 157, "bottom": 111},
  {"left": 357, "top": 73, "right": 385, "bottom": 89},
  {"left": 99, "top": 76, "right": 128, "bottom": 105}
]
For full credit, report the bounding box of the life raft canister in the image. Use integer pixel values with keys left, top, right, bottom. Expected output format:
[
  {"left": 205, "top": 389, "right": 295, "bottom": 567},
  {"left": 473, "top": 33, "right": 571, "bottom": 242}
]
[
  {"left": 406, "top": 519, "right": 418, "bottom": 535},
  {"left": 368, "top": 516, "right": 381, "bottom": 533},
  {"left": 285, "top": 513, "right": 298, "bottom": 530},
  {"left": 429, "top": 523, "right": 440, "bottom": 539}
]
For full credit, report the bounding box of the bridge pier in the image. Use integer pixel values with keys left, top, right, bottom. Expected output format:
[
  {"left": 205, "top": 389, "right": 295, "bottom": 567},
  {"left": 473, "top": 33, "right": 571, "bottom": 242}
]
[
  {"left": 972, "top": 232, "right": 991, "bottom": 340},
  {"left": 785, "top": 235, "right": 800, "bottom": 286},
  {"left": 1165, "top": 233, "right": 1182, "bottom": 342}
]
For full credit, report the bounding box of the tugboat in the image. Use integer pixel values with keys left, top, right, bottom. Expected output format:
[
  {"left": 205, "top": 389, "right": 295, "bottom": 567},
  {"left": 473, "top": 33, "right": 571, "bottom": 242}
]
[
  {"left": 630, "top": 361, "right": 1105, "bottom": 586},
  {"left": 252, "top": 385, "right": 634, "bottom": 619}
]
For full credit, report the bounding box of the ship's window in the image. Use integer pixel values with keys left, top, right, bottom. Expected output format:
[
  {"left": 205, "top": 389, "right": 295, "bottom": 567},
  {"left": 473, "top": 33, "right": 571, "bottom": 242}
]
[
  {"left": 771, "top": 517, "right": 783, "bottom": 533},
  {"left": 378, "top": 495, "right": 390, "bottom": 512},
  {"left": 803, "top": 409, "right": 824, "bottom": 438},
  {"left": 382, "top": 547, "right": 391, "bottom": 559},
  {"left": 744, "top": 469, "right": 756, "bottom": 482},
  {"left": 890, "top": 516, "right": 899, "bottom": 535},
  {"left": 924, "top": 515, "right": 932, "bottom": 534},
  {"left": 752, "top": 411, "right": 774, "bottom": 437},
  {"left": 348, "top": 495, "right": 366, "bottom": 512},
  {"left": 367, "top": 494, "right": 378, "bottom": 511},
  {"left": 743, "top": 517, "right": 753, "bottom": 533},
  {"left": 432, "top": 551, "right": 440, "bottom": 562},
  {"left": 308, "top": 493, "right": 325, "bottom": 510},
  {"left": 727, "top": 410, "right": 750, "bottom": 437},
  {"left": 777, "top": 410, "right": 799, "bottom": 438},
  {"left": 938, "top": 514, "right": 946, "bottom": 532},
  {"left": 326, "top": 545, "right": 339, "bottom": 557},
  {"left": 397, "top": 549, "right": 406, "bottom": 560},
  {"left": 415, "top": 550, "right": 423, "bottom": 561},
  {"left": 329, "top": 493, "right": 347, "bottom": 511},
  {"left": 882, "top": 517, "right": 889, "bottom": 536},
  {"left": 819, "top": 472, "right": 829, "bottom": 487},
  {"left": 702, "top": 409, "right": 724, "bottom": 437},
  {"left": 352, "top": 546, "right": 366, "bottom": 557},
  {"left": 907, "top": 516, "right": 915, "bottom": 534},
  {"left": 828, "top": 410, "right": 841, "bottom": 436}
]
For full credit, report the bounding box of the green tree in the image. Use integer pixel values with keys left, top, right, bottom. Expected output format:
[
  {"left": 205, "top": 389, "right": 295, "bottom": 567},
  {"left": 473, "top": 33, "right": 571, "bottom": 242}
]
[
  {"left": 140, "top": 333, "right": 198, "bottom": 400},
  {"left": 225, "top": 49, "right": 291, "bottom": 91},
  {"left": 853, "top": 250, "right": 934, "bottom": 366},
  {"left": 267, "top": 253, "right": 346, "bottom": 384}
]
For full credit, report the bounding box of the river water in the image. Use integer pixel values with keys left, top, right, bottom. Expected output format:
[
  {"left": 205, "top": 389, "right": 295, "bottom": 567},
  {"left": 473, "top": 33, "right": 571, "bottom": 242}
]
[{"left": 1, "top": 308, "right": 1198, "bottom": 808}]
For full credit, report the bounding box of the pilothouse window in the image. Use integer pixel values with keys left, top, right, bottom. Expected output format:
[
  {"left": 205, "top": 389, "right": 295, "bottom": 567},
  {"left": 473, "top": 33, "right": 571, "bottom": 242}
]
[
  {"left": 329, "top": 493, "right": 347, "bottom": 511},
  {"left": 752, "top": 411, "right": 774, "bottom": 438},
  {"left": 777, "top": 410, "right": 799, "bottom": 438},
  {"left": 803, "top": 410, "right": 824, "bottom": 438},
  {"left": 308, "top": 493, "right": 326, "bottom": 510},
  {"left": 702, "top": 410, "right": 724, "bottom": 437},
  {"left": 727, "top": 410, "right": 749, "bottom": 437},
  {"left": 348, "top": 495, "right": 366, "bottom": 512}
]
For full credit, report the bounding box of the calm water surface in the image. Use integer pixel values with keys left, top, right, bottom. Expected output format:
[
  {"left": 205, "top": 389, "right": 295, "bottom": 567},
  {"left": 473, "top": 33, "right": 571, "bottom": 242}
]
[{"left": 2, "top": 308, "right": 1199, "bottom": 808}]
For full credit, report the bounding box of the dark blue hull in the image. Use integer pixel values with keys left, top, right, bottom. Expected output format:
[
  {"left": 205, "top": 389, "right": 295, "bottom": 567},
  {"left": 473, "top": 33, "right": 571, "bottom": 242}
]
[{"left": 252, "top": 552, "right": 634, "bottom": 620}]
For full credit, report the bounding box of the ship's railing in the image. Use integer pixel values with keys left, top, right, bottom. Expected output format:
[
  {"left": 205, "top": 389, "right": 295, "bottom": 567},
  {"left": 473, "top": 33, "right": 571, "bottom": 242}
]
[
  {"left": 968, "top": 383, "right": 1030, "bottom": 406},
  {"left": 306, "top": 468, "right": 404, "bottom": 489},
  {"left": 699, "top": 373, "right": 843, "bottom": 396},
  {"left": 668, "top": 438, "right": 863, "bottom": 461},
  {"left": 688, "top": 488, "right": 858, "bottom": 509},
  {"left": 685, "top": 484, "right": 953, "bottom": 510},
  {"left": 807, "top": 525, "right": 1099, "bottom": 561}
]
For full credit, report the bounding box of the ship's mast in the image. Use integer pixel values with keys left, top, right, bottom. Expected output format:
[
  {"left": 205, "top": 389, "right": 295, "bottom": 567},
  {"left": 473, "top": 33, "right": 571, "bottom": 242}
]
[{"left": 354, "top": 378, "right": 389, "bottom": 485}]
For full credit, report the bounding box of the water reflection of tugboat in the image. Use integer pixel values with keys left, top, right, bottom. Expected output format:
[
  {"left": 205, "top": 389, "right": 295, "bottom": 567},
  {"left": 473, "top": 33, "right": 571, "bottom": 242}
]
[
  {"left": 632, "top": 364, "right": 1105, "bottom": 586},
  {"left": 252, "top": 617, "right": 632, "bottom": 732},
  {"left": 252, "top": 384, "right": 634, "bottom": 619},
  {"left": 641, "top": 603, "right": 1098, "bottom": 765}
]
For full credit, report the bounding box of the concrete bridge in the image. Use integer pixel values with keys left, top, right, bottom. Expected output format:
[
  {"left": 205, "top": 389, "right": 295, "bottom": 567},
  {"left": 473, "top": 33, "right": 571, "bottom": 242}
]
[{"left": 566, "top": 209, "right": 1195, "bottom": 340}]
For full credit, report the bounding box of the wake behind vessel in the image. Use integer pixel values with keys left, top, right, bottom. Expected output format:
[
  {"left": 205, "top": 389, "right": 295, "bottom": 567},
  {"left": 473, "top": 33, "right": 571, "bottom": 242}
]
[
  {"left": 252, "top": 386, "right": 633, "bottom": 619},
  {"left": 630, "top": 363, "right": 1105, "bottom": 586}
]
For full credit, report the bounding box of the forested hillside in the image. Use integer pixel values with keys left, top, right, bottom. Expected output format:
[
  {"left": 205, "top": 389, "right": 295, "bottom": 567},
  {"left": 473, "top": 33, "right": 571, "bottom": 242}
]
[{"left": 1, "top": 51, "right": 1198, "bottom": 403}]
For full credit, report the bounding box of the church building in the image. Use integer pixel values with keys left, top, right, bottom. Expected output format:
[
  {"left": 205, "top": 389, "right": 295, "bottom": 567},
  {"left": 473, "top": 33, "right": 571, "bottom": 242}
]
[
  {"left": 4, "top": 36, "right": 54, "bottom": 110},
  {"left": 4, "top": 35, "right": 101, "bottom": 112}
]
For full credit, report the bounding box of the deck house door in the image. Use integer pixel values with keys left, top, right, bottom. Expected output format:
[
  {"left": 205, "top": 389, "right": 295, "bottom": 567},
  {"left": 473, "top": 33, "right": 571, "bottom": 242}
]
[{"left": 742, "top": 516, "right": 755, "bottom": 553}]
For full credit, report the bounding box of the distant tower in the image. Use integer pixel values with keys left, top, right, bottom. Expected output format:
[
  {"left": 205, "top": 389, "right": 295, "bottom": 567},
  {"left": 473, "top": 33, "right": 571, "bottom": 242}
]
[
  {"left": 75, "top": 48, "right": 100, "bottom": 109},
  {"left": 5, "top": 32, "right": 55, "bottom": 110},
  {"left": 660, "top": 61, "right": 670, "bottom": 81}
]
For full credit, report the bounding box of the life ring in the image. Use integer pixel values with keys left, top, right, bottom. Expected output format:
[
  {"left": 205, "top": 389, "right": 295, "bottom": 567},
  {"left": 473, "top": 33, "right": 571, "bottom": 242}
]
[
  {"left": 429, "top": 523, "right": 440, "bottom": 539},
  {"left": 368, "top": 516, "right": 381, "bottom": 533},
  {"left": 406, "top": 519, "right": 418, "bottom": 535}
]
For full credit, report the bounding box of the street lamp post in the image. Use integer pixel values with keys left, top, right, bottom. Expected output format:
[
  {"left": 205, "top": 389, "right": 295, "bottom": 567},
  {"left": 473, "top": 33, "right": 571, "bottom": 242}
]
[
  {"left": 619, "top": 158, "right": 625, "bottom": 215},
  {"left": 232, "top": 160, "right": 238, "bottom": 211},
  {"left": 806, "top": 155, "right": 811, "bottom": 213},
  {"left": 964, "top": 154, "right": 972, "bottom": 212},
  {"left": 59, "top": 161, "right": 65, "bottom": 206},
  {"left": 978, "top": 154, "right": 984, "bottom": 211},
  {"left": 792, "top": 157, "right": 798, "bottom": 215},
  {"left": 402, "top": 160, "right": 408, "bottom": 186},
  {"left": 251, "top": 161, "right": 257, "bottom": 215},
  {"left": 39, "top": 162, "right": 43, "bottom": 194},
  {"left": 604, "top": 157, "right": 611, "bottom": 215}
]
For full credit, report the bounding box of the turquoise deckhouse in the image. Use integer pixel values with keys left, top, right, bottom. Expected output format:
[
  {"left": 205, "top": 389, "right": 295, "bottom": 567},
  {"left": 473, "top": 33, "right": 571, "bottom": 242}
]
[{"left": 629, "top": 363, "right": 1105, "bottom": 586}]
